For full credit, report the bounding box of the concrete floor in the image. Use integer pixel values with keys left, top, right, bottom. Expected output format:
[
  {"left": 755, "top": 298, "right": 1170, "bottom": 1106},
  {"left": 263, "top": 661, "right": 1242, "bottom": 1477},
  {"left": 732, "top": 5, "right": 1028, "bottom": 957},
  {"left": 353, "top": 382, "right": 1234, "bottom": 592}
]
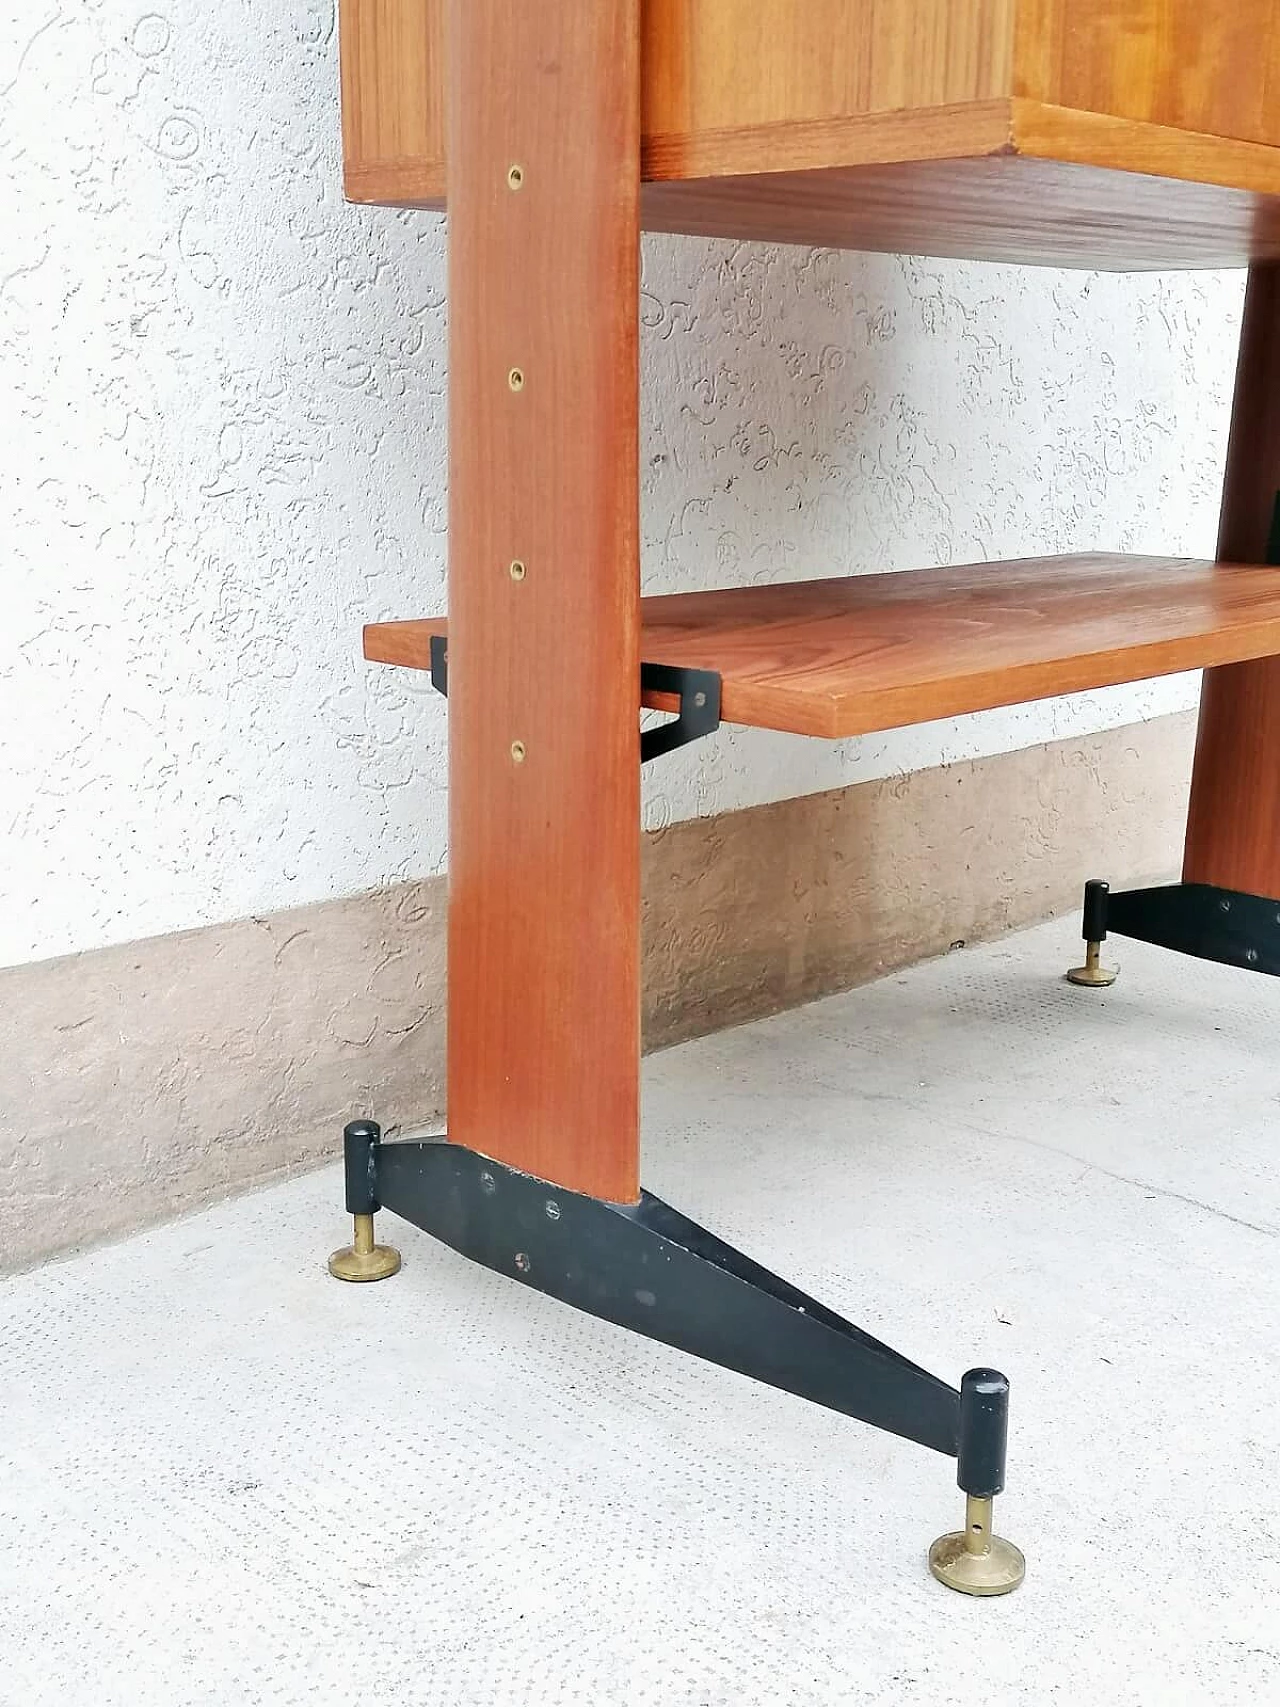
[{"left": 3, "top": 914, "right": 1279, "bottom": 1707}]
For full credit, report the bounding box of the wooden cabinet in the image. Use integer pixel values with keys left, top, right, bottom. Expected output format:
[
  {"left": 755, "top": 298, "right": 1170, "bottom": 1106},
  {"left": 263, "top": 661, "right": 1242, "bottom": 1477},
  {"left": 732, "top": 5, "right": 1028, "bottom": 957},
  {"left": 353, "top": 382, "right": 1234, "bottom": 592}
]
[{"left": 341, "top": 0, "right": 1280, "bottom": 266}]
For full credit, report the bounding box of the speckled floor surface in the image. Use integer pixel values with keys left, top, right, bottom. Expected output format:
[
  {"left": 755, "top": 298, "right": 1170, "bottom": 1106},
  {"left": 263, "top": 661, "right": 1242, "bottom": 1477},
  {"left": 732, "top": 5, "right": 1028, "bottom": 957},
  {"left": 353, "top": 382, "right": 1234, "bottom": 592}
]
[{"left": 3, "top": 913, "right": 1279, "bottom": 1707}]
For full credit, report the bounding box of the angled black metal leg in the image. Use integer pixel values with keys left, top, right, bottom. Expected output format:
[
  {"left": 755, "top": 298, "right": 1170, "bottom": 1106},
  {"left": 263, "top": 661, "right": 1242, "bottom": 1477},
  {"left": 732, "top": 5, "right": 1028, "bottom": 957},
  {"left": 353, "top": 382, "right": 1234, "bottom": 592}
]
[
  {"left": 1067, "top": 876, "right": 1280, "bottom": 981},
  {"left": 331, "top": 1122, "right": 1024, "bottom": 1594}
]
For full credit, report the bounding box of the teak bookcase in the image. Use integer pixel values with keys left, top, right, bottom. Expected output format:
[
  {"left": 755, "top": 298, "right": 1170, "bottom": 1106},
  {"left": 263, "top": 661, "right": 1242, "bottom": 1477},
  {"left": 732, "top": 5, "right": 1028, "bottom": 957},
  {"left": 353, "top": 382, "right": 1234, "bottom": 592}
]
[{"left": 327, "top": 0, "right": 1280, "bottom": 1595}]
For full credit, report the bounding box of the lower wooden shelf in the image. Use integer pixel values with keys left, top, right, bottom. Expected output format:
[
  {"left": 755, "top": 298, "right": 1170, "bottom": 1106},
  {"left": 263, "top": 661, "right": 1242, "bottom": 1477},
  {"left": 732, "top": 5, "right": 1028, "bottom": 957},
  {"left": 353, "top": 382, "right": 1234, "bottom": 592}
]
[{"left": 364, "top": 553, "right": 1280, "bottom": 740}]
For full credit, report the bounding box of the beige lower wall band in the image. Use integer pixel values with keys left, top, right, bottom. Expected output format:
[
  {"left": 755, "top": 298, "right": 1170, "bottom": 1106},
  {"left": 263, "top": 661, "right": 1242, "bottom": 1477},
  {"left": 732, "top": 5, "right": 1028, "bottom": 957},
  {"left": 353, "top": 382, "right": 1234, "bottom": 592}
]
[{"left": 0, "top": 711, "right": 1196, "bottom": 1271}]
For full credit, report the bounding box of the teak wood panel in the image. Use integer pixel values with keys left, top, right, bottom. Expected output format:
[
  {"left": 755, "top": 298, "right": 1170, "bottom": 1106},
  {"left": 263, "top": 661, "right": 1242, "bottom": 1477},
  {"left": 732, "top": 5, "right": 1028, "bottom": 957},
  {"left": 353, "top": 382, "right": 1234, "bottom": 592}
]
[
  {"left": 340, "top": 0, "right": 1280, "bottom": 268},
  {"left": 340, "top": 0, "right": 445, "bottom": 200},
  {"left": 1015, "top": 0, "right": 1280, "bottom": 152},
  {"left": 339, "top": 0, "right": 1015, "bottom": 201},
  {"left": 1184, "top": 266, "right": 1280, "bottom": 901},
  {"left": 365, "top": 554, "right": 1280, "bottom": 741},
  {"left": 445, "top": 0, "right": 641, "bottom": 1201},
  {"left": 641, "top": 0, "right": 1015, "bottom": 137},
  {"left": 640, "top": 151, "right": 1280, "bottom": 272}
]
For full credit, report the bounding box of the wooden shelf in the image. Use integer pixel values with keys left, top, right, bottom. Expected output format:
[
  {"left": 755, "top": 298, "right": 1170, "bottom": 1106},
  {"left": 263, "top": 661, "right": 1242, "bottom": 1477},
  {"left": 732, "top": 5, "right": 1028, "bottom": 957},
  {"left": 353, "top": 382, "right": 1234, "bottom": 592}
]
[{"left": 365, "top": 554, "right": 1280, "bottom": 740}]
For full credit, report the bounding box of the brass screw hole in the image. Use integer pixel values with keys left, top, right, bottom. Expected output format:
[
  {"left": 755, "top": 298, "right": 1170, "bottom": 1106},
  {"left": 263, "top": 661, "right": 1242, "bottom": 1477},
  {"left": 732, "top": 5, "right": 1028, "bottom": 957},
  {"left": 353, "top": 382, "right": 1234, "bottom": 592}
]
[
  {"left": 508, "top": 366, "right": 525, "bottom": 392},
  {"left": 511, "top": 740, "right": 527, "bottom": 764},
  {"left": 507, "top": 164, "right": 524, "bottom": 190},
  {"left": 509, "top": 559, "right": 527, "bottom": 582}
]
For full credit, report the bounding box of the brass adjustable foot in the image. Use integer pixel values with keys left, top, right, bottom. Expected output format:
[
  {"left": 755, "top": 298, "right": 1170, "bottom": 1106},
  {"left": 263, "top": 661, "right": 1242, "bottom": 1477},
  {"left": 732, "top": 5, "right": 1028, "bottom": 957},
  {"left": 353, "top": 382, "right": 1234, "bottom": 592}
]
[
  {"left": 929, "top": 1493, "right": 1025, "bottom": 1597},
  {"left": 1066, "top": 939, "right": 1117, "bottom": 987},
  {"left": 329, "top": 1211, "right": 401, "bottom": 1283}
]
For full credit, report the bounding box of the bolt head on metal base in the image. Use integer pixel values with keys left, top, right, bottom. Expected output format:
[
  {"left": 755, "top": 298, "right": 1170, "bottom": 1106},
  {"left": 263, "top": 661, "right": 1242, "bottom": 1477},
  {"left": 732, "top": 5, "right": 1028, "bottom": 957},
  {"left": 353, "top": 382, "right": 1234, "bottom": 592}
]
[
  {"left": 328, "top": 1213, "right": 401, "bottom": 1282},
  {"left": 1066, "top": 940, "right": 1117, "bottom": 988},
  {"left": 928, "top": 1528, "right": 1026, "bottom": 1596}
]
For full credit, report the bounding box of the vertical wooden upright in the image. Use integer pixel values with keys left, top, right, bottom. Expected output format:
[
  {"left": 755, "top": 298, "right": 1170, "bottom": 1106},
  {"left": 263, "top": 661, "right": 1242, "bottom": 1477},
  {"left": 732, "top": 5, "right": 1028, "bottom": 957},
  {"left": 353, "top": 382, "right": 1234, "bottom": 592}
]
[
  {"left": 1184, "top": 266, "right": 1280, "bottom": 901},
  {"left": 446, "top": 0, "right": 642, "bottom": 1201}
]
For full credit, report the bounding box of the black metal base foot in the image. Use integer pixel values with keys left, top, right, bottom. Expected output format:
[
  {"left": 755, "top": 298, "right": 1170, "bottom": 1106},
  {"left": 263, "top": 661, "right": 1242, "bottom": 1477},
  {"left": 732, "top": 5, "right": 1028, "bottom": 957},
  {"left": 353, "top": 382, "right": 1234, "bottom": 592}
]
[
  {"left": 335, "top": 1121, "right": 1024, "bottom": 1592},
  {"left": 1071, "top": 876, "right": 1280, "bottom": 978}
]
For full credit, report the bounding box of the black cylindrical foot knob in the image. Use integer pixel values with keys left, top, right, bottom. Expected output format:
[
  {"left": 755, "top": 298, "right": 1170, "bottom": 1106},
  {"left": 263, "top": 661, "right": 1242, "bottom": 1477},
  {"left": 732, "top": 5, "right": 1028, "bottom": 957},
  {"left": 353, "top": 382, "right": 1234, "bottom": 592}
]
[
  {"left": 1081, "top": 879, "right": 1110, "bottom": 944},
  {"left": 343, "top": 1119, "right": 382, "bottom": 1216},
  {"left": 957, "top": 1366, "right": 1009, "bottom": 1499}
]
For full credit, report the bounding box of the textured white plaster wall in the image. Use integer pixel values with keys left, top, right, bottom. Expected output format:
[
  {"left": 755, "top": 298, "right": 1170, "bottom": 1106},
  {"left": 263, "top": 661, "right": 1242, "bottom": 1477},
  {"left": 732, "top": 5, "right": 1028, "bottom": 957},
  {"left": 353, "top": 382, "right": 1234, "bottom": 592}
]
[{"left": 1, "top": 0, "right": 1245, "bottom": 969}]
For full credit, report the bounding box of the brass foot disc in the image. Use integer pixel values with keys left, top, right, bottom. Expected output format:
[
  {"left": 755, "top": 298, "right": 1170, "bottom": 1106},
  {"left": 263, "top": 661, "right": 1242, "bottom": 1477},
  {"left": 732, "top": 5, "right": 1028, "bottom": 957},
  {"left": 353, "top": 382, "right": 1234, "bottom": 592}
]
[
  {"left": 328, "top": 1242, "right": 401, "bottom": 1282},
  {"left": 928, "top": 1530, "right": 1026, "bottom": 1597},
  {"left": 1066, "top": 962, "right": 1117, "bottom": 988}
]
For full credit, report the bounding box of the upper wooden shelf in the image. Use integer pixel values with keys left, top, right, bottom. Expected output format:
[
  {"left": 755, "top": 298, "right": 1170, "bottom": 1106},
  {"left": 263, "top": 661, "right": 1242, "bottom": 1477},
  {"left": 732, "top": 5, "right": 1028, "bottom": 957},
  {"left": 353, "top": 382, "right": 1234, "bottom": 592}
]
[
  {"left": 364, "top": 554, "right": 1280, "bottom": 740},
  {"left": 341, "top": 0, "right": 1280, "bottom": 270}
]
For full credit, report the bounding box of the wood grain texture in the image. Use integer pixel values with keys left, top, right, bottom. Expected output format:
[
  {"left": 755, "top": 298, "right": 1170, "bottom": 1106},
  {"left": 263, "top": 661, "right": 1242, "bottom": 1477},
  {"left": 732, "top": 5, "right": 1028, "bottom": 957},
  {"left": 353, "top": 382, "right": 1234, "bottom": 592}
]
[
  {"left": 641, "top": 149, "right": 1280, "bottom": 271},
  {"left": 342, "top": 0, "right": 1015, "bottom": 203},
  {"left": 343, "top": 144, "right": 1280, "bottom": 272},
  {"left": 1184, "top": 267, "right": 1280, "bottom": 901},
  {"left": 639, "top": 99, "right": 1015, "bottom": 182},
  {"left": 341, "top": 0, "right": 1280, "bottom": 268},
  {"left": 1010, "top": 101, "right": 1280, "bottom": 196},
  {"left": 367, "top": 554, "right": 1280, "bottom": 741},
  {"left": 1015, "top": 0, "right": 1280, "bottom": 151},
  {"left": 445, "top": 0, "right": 641, "bottom": 1200},
  {"left": 340, "top": 0, "right": 445, "bottom": 204},
  {"left": 641, "top": 0, "right": 1015, "bottom": 136}
]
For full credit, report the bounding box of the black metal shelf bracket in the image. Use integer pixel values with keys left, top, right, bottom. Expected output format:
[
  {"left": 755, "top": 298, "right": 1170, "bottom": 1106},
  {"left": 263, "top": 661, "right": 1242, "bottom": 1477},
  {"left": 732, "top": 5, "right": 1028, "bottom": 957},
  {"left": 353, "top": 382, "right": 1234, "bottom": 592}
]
[
  {"left": 1068, "top": 875, "right": 1280, "bottom": 984},
  {"left": 426, "top": 640, "right": 720, "bottom": 766},
  {"left": 640, "top": 661, "right": 721, "bottom": 763},
  {"left": 328, "top": 1119, "right": 1024, "bottom": 1595}
]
